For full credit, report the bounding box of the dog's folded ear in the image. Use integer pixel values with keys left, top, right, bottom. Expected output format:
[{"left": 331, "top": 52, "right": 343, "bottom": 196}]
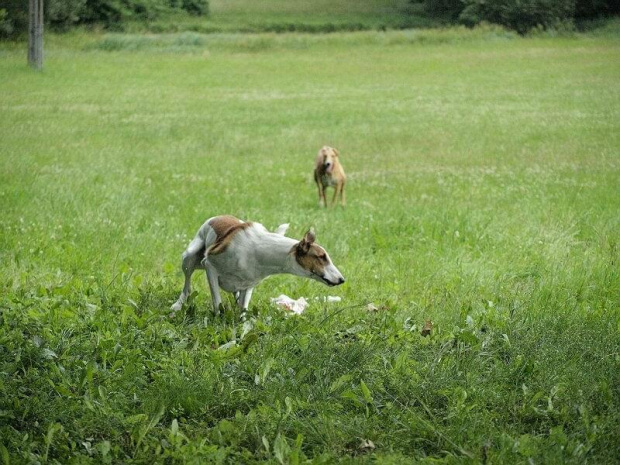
[
  {"left": 297, "top": 228, "right": 316, "bottom": 253},
  {"left": 333, "top": 148, "right": 339, "bottom": 157},
  {"left": 303, "top": 228, "right": 316, "bottom": 244}
]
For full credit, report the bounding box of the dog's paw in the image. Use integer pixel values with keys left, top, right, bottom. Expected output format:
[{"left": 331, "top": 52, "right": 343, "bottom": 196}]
[
  {"left": 214, "top": 302, "right": 225, "bottom": 316},
  {"left": 170, "top": 301, "right": 183, "bottom": 312}
]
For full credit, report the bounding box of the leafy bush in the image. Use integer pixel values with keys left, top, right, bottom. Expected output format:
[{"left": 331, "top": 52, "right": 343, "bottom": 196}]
[
  {"left": 83, "top": 0, "right": 208, "bottom": 24},
  {"left": 411, "top": 0, "right": 619, "bottom": 33},
  {"left": 47, "top": 0, "right": 88, "bottom": 30},
  {"left": 575, "top": 0, "right": 620, "bottom": 18},
  {"left": 82, "top": 0, "right": 168, "bottom": 23},
  {"left": 0, "top": 0, "right": 208, "bottom": 37},
  {"left": 0, "top": 9, "right": 14, "bottom": 38},
  {"left": 1, "top": 1, "right": 28, "bottom": 38},
  {"left": 181, "top": 0, "right": 208, "bottom": 16},
  {"left": 460, "top": 0, "right": 576, "bottom": 33}
]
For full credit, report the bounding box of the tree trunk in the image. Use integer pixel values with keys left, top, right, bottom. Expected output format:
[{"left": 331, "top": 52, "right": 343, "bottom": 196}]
[{"left": 28, "top": 0, "right": 44, "bottom": 70}]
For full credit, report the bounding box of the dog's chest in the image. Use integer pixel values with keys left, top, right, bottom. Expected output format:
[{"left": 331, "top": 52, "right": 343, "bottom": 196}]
[{"left": 320, "top": 173, "right": 338, "bottom": 187}]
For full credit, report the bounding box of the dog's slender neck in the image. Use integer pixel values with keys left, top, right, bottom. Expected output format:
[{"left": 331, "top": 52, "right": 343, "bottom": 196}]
[{"left": 251, "top": 232, "right": 299, "bottom": 277}]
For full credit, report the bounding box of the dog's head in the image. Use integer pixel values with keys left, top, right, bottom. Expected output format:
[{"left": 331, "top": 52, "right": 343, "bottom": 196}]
[
  {"left": 291, "top": 228, "right": 345, "bottom": 286},
  {"left": 319, "top": 146, "right": 339, "bottom": 174}
]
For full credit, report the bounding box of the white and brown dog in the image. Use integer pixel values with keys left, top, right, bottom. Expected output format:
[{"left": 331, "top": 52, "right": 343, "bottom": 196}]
[
  {"left": 171, "top": 215, "right": 345, "bottom": 315},
  {"left": 314, "top": 146, "right": 346, "bottom": 207}
]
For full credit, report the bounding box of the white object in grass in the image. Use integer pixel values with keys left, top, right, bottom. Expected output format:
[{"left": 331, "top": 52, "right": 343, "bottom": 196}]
[{"left": 271, "top": 294, "right": 309, "bottom": 314}]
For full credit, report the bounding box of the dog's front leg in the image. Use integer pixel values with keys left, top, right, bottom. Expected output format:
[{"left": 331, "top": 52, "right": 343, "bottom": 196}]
[
  {"left": 205, "top": 264, "right": 223, "bottom": 316},
  {"left": 331, "top": 185, "right": 340, "bottom": 207},
  {"left": 317, "top": 183, "right": 326, "bottom": 207},
  {"left": 335, "top": 181, "right": 346, "bottom": 207},
  {"left": 236, "top": 288, "right": 254, "bottom": 321},
  {"left": 239, "top": 288, "right": 254, "bottom": 309}
]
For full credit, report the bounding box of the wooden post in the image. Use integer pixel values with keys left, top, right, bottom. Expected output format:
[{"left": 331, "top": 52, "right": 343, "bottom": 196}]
[
  {"left": 28, "top": 0, "right": 34, "bottom": 65},
  {"left": 28, "top": 0, "right": 44, "bottom": 70}
]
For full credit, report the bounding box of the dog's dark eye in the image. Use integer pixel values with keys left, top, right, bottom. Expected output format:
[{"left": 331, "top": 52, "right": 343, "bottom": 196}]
[{"left": 320, "top": 254, "right": 328, "bottom": 262}]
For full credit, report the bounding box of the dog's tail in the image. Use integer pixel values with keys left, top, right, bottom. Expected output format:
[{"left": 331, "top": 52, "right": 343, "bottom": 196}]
[{"left": 274, "top": 223, "right": 289, "bottom": 236}]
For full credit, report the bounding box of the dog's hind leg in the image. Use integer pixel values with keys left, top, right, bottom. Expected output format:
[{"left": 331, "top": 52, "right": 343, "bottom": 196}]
[
  {"left": 339, "top": 181, "right": 346, "bottom": 207},
  {"left": 171, "top": 238, "right": 204, "bottom": 312},
  {"left": 205, "top": 263, "right": 223, "bottom": 316}
]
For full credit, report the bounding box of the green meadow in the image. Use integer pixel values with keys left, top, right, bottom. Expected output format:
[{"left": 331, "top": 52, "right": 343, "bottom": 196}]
[{"left": 1, "top": 24, "right": 620, "bottom": 463}]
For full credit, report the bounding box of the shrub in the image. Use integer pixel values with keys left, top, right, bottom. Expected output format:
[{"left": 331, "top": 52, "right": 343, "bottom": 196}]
[
  {"left": 84, "top": 0, "right": 173, "bottom": 23},
  {"left": 47, "top": 0, "right": 87, "bottom": 30},
  {"left": 0, "top": 9, "right": 14, "bottom": 38},
  {"left": 0, "top": 0, "right": 209, "bottom": 37},
  {"left": 1, "top": 0, "right": 88, "bottom": 35},
  {"left": 181, "top": 0, "right": 208, "bottom": 16},
  {"left": 459, "top": 0, "right": 576, "bottom": 33},
  {"left": 412, "top": 0, "right": 619, "bottom": 33},
  {"left": 82, "top": 0, "right": 207, "bottom": 24},
  {"left": 1, "top": 1, "right": 28, "bottom": 38},
  {"left": 575, "top": 0, "right": 620, "bottom": 18}
]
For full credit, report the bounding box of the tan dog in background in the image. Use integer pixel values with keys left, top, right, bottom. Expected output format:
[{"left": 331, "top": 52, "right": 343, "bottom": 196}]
[{"left": 314, "top": 146, "right": 346, "bottom": 207}]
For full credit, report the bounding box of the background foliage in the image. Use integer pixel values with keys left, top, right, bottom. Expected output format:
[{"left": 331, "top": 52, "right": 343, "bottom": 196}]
[
  {"left": 1, "top": 0, "right": 619, "bottom": 38},
  {"left": 0, "top": 0, "right": 208, "bottom": 37},
  {"left": 415, "top": 0, "right": 620, "bottom": 32}
]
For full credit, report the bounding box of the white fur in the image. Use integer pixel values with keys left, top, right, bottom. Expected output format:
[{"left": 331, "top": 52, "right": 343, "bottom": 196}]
[{"left": 171, "top": 218, "right": 344, "bottom": 316}]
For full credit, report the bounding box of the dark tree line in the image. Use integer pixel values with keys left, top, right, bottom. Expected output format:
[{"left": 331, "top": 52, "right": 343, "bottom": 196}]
[
  {"left": 414, "top": 0, "right": 620, "bottom": 33},
  {"left": 1, "top": 0, "right": 617, "bottom": 38},
  {"left": 1, "top": 0, "right": 208, "bottom": 38}
]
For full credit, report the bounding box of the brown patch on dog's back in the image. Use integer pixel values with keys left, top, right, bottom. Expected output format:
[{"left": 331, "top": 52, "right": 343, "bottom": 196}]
[
  {"left": 208, "top": 215, "right": 252, "bottom": 256},
  {"left": 209, "top": 215, "right": 242, "bottom": 237}
]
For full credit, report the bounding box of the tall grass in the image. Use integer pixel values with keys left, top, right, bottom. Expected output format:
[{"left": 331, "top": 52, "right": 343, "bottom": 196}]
[
  {"left": 1, "top": 29, "right": 619, "bottom": 463},
  {"left": 89, "top": 25, "right": 520, "bottom": 53}
]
